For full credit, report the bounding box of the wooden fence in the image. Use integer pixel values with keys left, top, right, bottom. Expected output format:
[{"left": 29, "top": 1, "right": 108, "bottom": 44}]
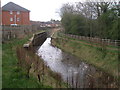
[
  {"left": 59, "top": 33, "right": 120, "bottom": 47},
  {"left": 2, "top": 25, "right": 42, "bottom": 42}
]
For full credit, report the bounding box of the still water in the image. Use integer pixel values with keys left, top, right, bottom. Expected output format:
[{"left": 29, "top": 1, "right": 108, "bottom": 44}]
[{"left": 37, "top": 38, "right": 118, "bottom": 88}]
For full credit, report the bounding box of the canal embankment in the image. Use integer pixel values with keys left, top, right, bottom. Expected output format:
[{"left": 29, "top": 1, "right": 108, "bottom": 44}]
[
  {"left": 2, "top": 31, "right": 67, "bottom": 88},
  {"left": 2, "top": 35, "right": 44, "bottom": 88},
  {"left": 37, "top": 38, "right": 118, "bottom": 88},
  {"left": 23, "top": 31, "right": 47, "bottom": 50},
  {"left": 51, "top": 32, "right": 119, "bottom": 81}
]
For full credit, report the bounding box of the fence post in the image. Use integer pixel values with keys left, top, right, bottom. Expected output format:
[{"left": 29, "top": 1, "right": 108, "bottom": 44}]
[
  {"left": 115, "top": 40, "right": 117, "bottom": 46},
  {"left": 107, "top": 39, "right": 110, "bottom": 45},
  {"left": 101, "top": 39, "right": 103, "bottom": 44},
  {"left": 79, "top": 36, "right": 81, "bottom": 40},
  {"left": 87, "top": 37, "right": 89, "bottom": 41}
]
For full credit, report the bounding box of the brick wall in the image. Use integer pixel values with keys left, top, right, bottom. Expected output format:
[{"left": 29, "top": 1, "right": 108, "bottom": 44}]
[{"left": 2, "top": 11, "right": 30, "bottom": 25}]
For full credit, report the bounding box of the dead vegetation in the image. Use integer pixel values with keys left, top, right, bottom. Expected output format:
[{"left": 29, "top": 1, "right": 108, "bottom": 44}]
[{"left": 16, "top": 46, "right": 67, "bottom": 88}]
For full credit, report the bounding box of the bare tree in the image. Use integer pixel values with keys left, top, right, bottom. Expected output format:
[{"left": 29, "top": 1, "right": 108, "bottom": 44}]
[{"left": 60, "top": 3, "right": 75, "bottom": 17}]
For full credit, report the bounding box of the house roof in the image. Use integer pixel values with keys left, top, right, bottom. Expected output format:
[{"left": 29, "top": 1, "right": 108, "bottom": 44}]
[{"left": 2, "top": 2, "right": 30, "bottom": 12}]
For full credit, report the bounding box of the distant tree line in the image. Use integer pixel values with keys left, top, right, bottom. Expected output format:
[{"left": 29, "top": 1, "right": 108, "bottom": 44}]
[{"left": 60, "top": 1, "right": 120, "bottom": 40}]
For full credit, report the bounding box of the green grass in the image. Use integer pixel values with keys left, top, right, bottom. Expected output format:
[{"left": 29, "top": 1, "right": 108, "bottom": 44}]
[
  {"left": 58, "top": 33, "right": 120, "bottom": 50},
  {"left": 2, "top": 35, "right": 51, "bottom": 88},
  {"left": 57, "top": 36, "right": 119, "bottom": 54},
  {"left": 2, "top": 32, "right": 67, "bottom": 88},
  {"left": 52, "top": 34, "right": 119, "bottom": 79}
]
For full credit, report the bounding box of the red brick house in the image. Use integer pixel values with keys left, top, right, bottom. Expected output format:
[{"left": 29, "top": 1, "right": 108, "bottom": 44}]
[{"left": 2, "top": 2, "right": 30, "bottom": 25}]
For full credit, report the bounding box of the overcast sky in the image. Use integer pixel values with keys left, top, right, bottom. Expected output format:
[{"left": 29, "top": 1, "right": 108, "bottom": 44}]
[{"left": 1, "top": 0, "right": 85, "bottom": 21}]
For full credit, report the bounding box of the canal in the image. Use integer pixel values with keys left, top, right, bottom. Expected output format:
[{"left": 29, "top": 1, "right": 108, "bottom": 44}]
[{"left": 36, "top": 38, "right": 118, "bottom": 88}]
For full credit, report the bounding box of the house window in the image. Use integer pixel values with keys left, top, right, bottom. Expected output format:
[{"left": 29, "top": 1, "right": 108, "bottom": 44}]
[
  {"left": 17, "top": 18, "right": 20, "bottom": 21},
  {"left": 10, "top": 18, "right": 13, "bottom": 21},
  {"left": 17, "top": 11, "right": 20, "bottom": 15},
  {"left": 10, "top": 11, "right": 13, "bottom": 14}
]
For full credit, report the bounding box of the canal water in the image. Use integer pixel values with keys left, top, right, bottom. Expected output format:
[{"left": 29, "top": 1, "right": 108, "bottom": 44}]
[{"left": 37, "top": 38, "right": 118, "bottom": 88}]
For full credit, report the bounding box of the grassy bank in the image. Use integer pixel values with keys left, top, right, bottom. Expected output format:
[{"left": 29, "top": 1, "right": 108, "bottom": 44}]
[
  {"left": 16, "top": 45, "right": 67, "bottom": 88},
  {"left": 2, "top": 35, "right": 47, "bottom": 88},
  {"left": 51, "top": 32, "right": 119, "bottom": 79},
  {"left": 2, "top": 34, "right": 67, "bottom": 88}
]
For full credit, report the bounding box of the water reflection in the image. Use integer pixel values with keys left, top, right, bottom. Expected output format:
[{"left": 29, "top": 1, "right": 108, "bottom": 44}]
[{"left": 37, "top": 38, "right": 118, "bottom": 88}]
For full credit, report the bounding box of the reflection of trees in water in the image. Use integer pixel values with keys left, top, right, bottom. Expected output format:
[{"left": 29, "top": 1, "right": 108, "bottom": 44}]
[
  {"left": 37, "top": 38, "right": 118, "bottom": 88},
  {"left": 64, "top": 62, "right": 118, "bottom": 88}
]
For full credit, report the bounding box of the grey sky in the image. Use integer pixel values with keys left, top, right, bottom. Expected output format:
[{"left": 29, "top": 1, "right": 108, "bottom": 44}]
[
  {"left": 2, "top": 0, "right": 117, "bottom": 21},
  {"left": 1, "top": 0, "right": 84, "bottom": 21}
]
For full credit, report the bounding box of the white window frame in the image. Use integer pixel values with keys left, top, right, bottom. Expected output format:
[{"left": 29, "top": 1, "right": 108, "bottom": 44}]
[
  {"left": 17, "top": 11, "right": 20, "bottom": 15},
  {"left": 10, "top": 11, "right": 13, "bottom": 14},
  {"left": 17, "top": 18, "right": 20, "bottom": 21},
  {"left": 10, "top": 18, "right": 13, "bottom": 21}
]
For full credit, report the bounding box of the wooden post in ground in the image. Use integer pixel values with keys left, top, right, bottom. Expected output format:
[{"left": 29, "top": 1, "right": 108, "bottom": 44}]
[
  {"left": 107, "top": 39, "right": 110, "bottom": 45},
  {"left": 115, "top": 40, "right": 117, "bottom": 46}
]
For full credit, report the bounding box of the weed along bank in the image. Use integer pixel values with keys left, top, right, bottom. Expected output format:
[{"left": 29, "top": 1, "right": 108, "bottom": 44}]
[
  {"left": 2, "top": 0, "right": 119, "bottom": 89},
  {"left": 2, "top": 31, "right": 67, "bottom": 88},
  {"left": 2, "top": 29, "right": 119, "bottom": 88},
  {"left": 17, "top": 32, "right": 67, "bottom": 88},
  {"left": 57, "top": 2, "right": 119, "bottom": 88},
  {"left": 50, "top": 32, "right": 119, "bottom": 88}
]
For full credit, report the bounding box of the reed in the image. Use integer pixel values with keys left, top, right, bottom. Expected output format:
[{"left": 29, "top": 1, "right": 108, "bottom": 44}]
[{"left": 16, "top": 46, "right": 67, "bottom": 88}]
